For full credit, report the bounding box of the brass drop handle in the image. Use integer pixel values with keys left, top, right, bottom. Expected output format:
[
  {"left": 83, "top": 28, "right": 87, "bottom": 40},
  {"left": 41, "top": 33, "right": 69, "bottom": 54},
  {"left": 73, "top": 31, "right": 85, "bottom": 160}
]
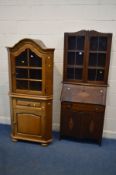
[
  {"left": 21, "top": 60, "right": 25, "bottom": 63},
  {"left": 33, "top": 104, "right": 36, "bottom": 107}
]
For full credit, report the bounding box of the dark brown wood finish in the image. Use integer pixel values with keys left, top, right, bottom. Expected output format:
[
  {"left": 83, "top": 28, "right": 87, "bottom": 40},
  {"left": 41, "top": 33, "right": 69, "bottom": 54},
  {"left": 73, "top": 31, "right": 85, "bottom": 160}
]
[
  {"left": 60, "top": 30, "right": 112, "bottom": 144},
  {"left": 63, "top": 30, "right": 112, "bottom": 85},
  {"left": 7, "top": 38, "right": 54, "bottom": 145}
]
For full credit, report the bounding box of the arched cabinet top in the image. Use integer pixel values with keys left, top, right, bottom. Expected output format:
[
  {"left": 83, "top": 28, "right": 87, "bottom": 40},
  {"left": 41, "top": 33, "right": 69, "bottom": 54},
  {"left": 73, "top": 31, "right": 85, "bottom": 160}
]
[{"left": 7, "top": 38, "right": 55, "bottom": 54}]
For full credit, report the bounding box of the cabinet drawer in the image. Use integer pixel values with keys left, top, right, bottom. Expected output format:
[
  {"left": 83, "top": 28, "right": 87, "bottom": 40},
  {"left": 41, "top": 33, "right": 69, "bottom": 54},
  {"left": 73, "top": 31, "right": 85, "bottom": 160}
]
[
  {"left": 13, "top": 98, "right": 43, "bottom": 109},
  {"left": 72, "top": 103, "right": 104, "bottom": 112},
  {"left": 62, "top": 102, "right": 104, "bottom": 112},
  {"left": 62, "top": 102, "right": 72, "bottom": 109}
]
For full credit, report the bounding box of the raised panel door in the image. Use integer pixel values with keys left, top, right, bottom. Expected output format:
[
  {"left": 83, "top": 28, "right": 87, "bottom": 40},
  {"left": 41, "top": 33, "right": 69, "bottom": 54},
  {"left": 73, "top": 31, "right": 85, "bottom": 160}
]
[
  {"left": 60, "top": 103, "right": 81, "bottom": 138},
  {"left": 13, "top": 109, "right": 43, "bottom": 138},
  {"left": 80, "top": 111, "right": 104, "bottom": 144}
]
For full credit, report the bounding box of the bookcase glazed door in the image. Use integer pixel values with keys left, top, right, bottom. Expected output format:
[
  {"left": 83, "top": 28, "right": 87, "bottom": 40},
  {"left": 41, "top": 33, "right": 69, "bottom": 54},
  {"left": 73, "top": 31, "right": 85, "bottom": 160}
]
[
  {"left": 87, "top": 31, "right": 112, "bottom": 84},
  {"left": 63, "top": 31, "right": 87, "bottom": 83}
]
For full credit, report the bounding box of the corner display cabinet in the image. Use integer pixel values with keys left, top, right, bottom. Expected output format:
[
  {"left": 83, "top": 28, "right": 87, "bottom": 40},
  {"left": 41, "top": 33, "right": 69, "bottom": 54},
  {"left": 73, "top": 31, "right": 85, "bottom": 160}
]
[
  {"left": 60, "top": 30, "right": 112, "bottom": 144},
  {"left": 8, "top": 38, "right": 54, "bottom": 145}
]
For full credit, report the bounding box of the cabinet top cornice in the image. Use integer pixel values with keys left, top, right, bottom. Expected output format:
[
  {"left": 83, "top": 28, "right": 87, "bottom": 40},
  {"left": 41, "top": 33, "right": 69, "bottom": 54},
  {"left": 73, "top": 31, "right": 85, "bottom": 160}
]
[
  {"left": 7, "top": 38, "right": 55, "bottom": 52},
  {"left": 64, "top": 30, "right": 112, "bottom": 36}
]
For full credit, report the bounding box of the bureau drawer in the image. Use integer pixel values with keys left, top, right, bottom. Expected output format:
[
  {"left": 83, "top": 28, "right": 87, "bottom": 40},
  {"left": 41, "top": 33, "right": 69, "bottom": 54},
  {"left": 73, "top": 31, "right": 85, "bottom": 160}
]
[
  {"left": 13, "top": 98, "right": 42, "bottom": 109},
  {"left": 72, "top": 103, "right": 104, "bottom": 112},
  {"left": 61, "top": 102, "right": 72, "bottom": 109},
  {"left": 62, "top": 102, "right": 104, "bottom": 112}
]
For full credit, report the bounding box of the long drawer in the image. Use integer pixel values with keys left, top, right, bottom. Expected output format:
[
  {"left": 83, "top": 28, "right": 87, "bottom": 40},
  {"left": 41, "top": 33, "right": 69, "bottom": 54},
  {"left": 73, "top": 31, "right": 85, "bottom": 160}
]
[
  {"left": 62, "top": 102, "right": 105, "bottom": 112},
  {"left": 12, "top": 98, "right": 44, "bottom": 110}
]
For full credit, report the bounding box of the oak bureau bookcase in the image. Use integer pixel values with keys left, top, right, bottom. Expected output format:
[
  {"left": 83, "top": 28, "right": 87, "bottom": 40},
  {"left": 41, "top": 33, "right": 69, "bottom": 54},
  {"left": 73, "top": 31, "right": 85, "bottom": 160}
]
[
  {"left": 7, "top": 39, "right": 54, "bottom": 145},
  {"left": 60, "top": 30, "right": 112, "bottom": 144}
]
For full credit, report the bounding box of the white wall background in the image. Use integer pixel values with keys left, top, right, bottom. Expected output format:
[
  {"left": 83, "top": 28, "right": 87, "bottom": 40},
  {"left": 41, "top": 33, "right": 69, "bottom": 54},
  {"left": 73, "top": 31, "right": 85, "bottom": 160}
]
[{"left": 0, "top": 0, "right": 116, "bottom": 138}]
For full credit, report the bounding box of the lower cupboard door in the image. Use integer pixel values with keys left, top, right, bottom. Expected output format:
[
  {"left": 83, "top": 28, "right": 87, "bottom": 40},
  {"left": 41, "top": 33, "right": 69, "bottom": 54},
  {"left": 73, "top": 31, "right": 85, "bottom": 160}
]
[{"left": 14, "top": 112, "right": 42, "bottom": 136}]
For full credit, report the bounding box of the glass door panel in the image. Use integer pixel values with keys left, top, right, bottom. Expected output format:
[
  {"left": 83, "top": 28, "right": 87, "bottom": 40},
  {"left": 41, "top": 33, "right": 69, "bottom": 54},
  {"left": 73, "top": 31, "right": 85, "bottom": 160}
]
[
  {"left": 99, "top": 37, "right": 107, "bottom": 51},
  {"left": 16, "top": 69, "right": 28, "bottom": 78},
  {"left": 29, "top": 81, "right": 42, "bottom": 91},
  {"left": 16, "top": 50, "right": 28, "bottom": 66},
  {"left": 89, "top": 53, "right": 106, "bottom": 67},
  {"left": 68, "top": 36, "right": 76, "bottom": 50},
  {"left": 90, "top": 37, "right": 98, "bottom": 51},
  {"left": 76, "top": 52, "right": 84, "bottom": 65},
  {"left": 29, "top": 49, "right": 42, "bottom": 67},
  {"left": 88, "top": 35, "right": 107, "bottom": 82},
  {"left": 96, "top": 69, "right": 104, "bottom": 81},
  {"left": 75, "top": 68, "right": 83, "bottom": 80},
  {"left": 90, "top": 37, "right": 107, "bottom": 51},
  {"left": 16, "top": 80, "right": 28, "bottom": 89},
  {"left": 67, "top": 52, "right": 75, "bottom": 65},
  {"left": 89, "top": 53, "right": 98, "bottom": 66},
  {"left": 98, "top": 53, "right": 106, "bottom": 66},
  {"left": 68, "top": 36, "right": 85, "bottom": 50},
  {"left": 66, "top": 35, "right": 85, "bottom": 81},
  {"left": 15, "top": 48, "right": 43, "bottom": 92},
  {"left": 29, "top": 69, "right": 42, "bottom": 80},
  {"left": 76, "top": 36, "right": 85, "bottom": 50},
  {"left": 88, "top": 69, "right": 96, "bottom": 81},
  {"left": 67, "top": 68, "right": 75, "bottom": 79},
  {"left": 88, "top": 69, "right": 104, "bottom": 81}
]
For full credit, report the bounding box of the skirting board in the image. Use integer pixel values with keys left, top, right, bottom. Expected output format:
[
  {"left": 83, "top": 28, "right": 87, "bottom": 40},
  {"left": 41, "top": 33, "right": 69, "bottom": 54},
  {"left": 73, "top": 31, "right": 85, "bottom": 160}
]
[
  {"left": 0, "top": 117, "right": 116, "bottom": 139},
  {"left": 0, "top": 116, "right": 10, "bottom": 125}
]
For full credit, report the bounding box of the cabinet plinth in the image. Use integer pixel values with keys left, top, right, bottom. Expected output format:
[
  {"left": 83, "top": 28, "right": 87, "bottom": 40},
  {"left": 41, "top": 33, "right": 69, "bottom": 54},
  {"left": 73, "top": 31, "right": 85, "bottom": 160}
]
[
  {"left": 8, "top": 38, "right": 54, "bottom": 145},
  {"left": 60, "top": 30, "right": 112, "bottom": 144}
]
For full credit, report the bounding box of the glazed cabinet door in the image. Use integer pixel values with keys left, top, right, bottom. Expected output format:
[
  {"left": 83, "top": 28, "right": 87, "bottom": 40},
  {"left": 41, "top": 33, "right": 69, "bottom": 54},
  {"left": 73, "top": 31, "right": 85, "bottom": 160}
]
[
  {"left": 11, "top": 47, "right": 45, "bottom": 95},
  {"left": 63, "top": 31, "right": 87, "bottom": 83},
  {"left": 87, "top": 32, "right": 112, "bottom": 84}
]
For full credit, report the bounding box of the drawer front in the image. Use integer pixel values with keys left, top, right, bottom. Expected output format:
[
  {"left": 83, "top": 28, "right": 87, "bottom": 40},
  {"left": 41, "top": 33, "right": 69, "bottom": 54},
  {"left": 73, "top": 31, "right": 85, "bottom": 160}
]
[
  {"left": 13, "top": 98, "right": 44, "bottom": 110},
  {"left": 62, "top": 102, "right": 72, "bottom": 110},
  {"left": 62, "top": 102, "right": 104, "bottom": 112},
  {"left": 72, "top": 103, "right": 104, "bottom": 112},
  {"left": 16, "top": 99, "right": 41, "bottom": 108}
]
